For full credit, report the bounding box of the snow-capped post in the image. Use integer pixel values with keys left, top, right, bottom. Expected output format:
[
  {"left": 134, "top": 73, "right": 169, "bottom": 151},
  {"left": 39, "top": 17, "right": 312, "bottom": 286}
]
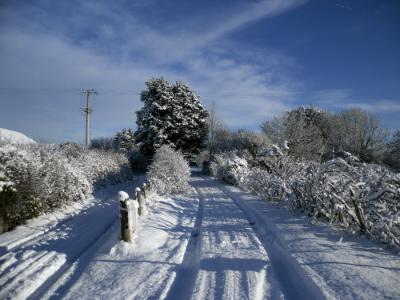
[
  {"left": 135, "top": 187, "right": 144, "bottom": 216},
  {"left": 118, "top": 191, "right": 137, "bottom": 243},
  {"left": 142, "top": 183, "right": 147, "bottom": 199},
  {"left": 143, "top": 182, "right": 150, "bottom": 199}
]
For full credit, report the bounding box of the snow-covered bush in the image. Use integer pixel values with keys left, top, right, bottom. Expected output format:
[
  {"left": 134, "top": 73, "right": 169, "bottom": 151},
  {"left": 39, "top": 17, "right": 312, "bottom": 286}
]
[
  {"left": 32, "top": 146, "right": 92, "bottom": 210},
  {"left": 68, "top": 149, "right": 131, "bottom": 187},
  {"left": 212, "top": 150, "right": 400, "bottom": 252},
  {"left": 0, "top": 144, "right": 132, "bottom": 233},
  {"left": 211, "top": 151, "right": 249, "bottom": 185},
  {"left": 59, "top": 142, "right": 84, "bottom": 158},
  {"left": 147, "top": 146, "right": 190, "bottom": 195},
  {"left": 0, "top": 145, "right": 40, "bottom": 232},
  {"left": 254, "top": 159, "right": 399, "bottom": 251}
]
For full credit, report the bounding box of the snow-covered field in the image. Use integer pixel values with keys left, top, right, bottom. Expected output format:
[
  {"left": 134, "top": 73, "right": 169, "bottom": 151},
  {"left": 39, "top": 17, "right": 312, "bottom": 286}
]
[{"left": 1, "top": 173, "right": 400, "bottom": 299}]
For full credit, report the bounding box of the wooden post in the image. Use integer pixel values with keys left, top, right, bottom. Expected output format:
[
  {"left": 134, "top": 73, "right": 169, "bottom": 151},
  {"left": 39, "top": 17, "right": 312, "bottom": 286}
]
[
  {"left": 119, "top": 191, "right": 131, "bottom": 242},
  {"left": 118, "top": 191, "right": 138, "bottom": 243},
  {"left": 136, "top": 187, "right": 144, "bottom": 216}
]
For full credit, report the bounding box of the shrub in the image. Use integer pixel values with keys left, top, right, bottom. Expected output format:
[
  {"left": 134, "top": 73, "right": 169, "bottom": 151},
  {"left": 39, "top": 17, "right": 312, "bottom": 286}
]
[
  {"left": 210, "top": 151, "right": 249, "bottom": 185},
  {"left": 0, "top": 143, "right": 132, "bottom": 233},
  {"left": 90, "top": 137, "right": 115, "bottom": 151},
  {"left": 69, "top": 149, "right": 132, "bottom": 187},
  {"left": 0, "top": 145, "right": 40, "bottom": 232},
  {"left": 211, "top": 150, "right": 400, "bottom": 252},
  {"left": 147, "top": 145, "right": 190, "bottom": 195}
]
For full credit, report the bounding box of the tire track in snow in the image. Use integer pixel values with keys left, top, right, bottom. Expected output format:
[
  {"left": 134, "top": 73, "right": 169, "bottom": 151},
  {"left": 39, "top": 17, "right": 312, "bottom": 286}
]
[
  {"left": 28, "top": 216, "right": 119, "bottom": 300},
  {"left": 0, "top": 178, "right": 143, "bottom": 256},
  {"left": 188, "top": 183, "right": 276, "bottom": 300},
  {"left": 164, "top": 183, "right": 205, "bottom": 300},
  {"left": 214, "top": 179, "right": 327, "bottom": 300},
  {"left": 166, "top": 173, "right": 278, "bottom": 300},
  {"left": 0, "top": 215, "right": 78, "bottom": 256}
]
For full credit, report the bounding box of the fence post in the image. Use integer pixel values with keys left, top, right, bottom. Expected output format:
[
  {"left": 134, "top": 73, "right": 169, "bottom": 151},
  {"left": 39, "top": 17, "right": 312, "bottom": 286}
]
[
  {"left": 142, "top": 183, "right": 147, "bottom": 199},
  {"left": 136, "top": 187, "right": 144, "bottom": 216},
  {"left": 118, "top": 191, "right": 137, "bottom": 243}
]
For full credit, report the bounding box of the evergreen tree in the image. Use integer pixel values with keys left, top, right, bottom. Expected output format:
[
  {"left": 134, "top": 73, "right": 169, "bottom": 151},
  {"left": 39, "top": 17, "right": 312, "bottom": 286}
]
[{"left": 135, "top": 78, "right": 208, "bottom": 157}]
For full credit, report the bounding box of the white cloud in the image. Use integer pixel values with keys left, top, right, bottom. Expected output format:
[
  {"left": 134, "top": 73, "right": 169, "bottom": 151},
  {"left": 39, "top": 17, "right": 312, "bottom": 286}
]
[
  {"left": 312, "top": 89, "right": 400, "bottom": 114},
  {"left": 0, "top": 0, "right": 307, "bottom": 141}
]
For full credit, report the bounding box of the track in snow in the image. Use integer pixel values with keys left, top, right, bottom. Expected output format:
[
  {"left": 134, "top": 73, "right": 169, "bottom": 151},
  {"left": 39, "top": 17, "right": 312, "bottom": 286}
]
[
  {"left": 162, "top": 174, "right": 329, "bottom": 300},
  {"left": 165, "top": 174, "right": 290, "bottom": 300},
  {"left": 164, "top": 178, "right": 205, "bottom": 300},
  {"left": 214, "top": 179, "right": 326, "bottom": 300}
]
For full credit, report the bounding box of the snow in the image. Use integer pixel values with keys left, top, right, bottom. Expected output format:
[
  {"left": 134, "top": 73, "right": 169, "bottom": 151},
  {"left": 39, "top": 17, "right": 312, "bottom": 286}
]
[
  {"left": 0, "top": 179, "right": 144, "bottom": 299},
  {"left": 1, "top": 172, "right": 400, "bottom": 299},
  {"left": 0, "top": 128, "right": 36, "bottom": 145},
  {"left": 220, "top": 182, "right": 400, "bottom": 299}
]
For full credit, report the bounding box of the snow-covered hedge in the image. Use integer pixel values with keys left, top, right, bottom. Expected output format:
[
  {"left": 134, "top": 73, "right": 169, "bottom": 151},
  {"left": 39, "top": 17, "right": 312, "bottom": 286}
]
[
  {"left": 212, "top": 151, "right": 400, "bottom": 252},
  {"left": 147, "top": 145, "right": 190, "bottom": 195},
  {"left": 0, "top": 144, "right": 132, "bottom": 233}
]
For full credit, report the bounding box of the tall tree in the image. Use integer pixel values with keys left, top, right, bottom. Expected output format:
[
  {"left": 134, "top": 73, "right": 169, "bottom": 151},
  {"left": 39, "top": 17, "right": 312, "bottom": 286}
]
[
  {"left": 283, "top": 106, "right": 330, "bottom": 161},
  {"left": 207, "top": 101, "right": 224, "bottom": 158},
  {"left": 330, "top": 108, "right": 389, "bottom": 162},
  {"left": 135, "top": 78, "right": 208, "bottom": 157}
]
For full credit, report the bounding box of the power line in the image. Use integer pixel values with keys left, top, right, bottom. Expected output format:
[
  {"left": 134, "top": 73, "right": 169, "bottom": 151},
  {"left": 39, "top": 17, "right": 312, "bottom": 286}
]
[{"left": 0, "top": 88, "right": 139, "bottom": 96}]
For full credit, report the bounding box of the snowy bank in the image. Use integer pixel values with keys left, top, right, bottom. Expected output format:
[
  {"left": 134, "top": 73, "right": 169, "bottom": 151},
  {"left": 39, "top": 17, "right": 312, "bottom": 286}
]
[{"left": 0, "top": 128, "right": 36, "bottom": 145}]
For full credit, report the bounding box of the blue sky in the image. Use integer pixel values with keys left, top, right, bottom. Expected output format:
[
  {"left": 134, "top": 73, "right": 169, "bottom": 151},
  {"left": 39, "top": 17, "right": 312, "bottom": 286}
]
[{"left": 0, "top": 0, "right": 399, "bottom": 143}]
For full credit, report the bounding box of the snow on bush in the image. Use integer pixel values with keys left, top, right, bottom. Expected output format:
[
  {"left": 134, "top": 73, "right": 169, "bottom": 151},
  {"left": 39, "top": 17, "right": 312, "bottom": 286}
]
[
  {"left": 67, "top": 149, "right": 132, "bottom": 187},
  {"left": 147, "top": 145, "right": 190, "bottom": 195},
  {"left": 211, "top": 151, "right": 249, "bottom": 185},
  {"left": 0, "top": 145, "right": 40, "bottom": 232},
  {"left": 0, "top": 143, "right": 132, "bottom": 233},
  {"left": 212, "top": 151, "right": 400, "bottom": 252}
]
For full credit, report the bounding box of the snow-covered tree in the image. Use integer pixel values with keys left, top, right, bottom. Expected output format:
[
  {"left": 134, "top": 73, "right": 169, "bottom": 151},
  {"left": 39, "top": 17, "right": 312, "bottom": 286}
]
[
  {"left": 284, "top": 106, "right": 330, "bottom": 161},
  {"left": 134, "top": 78, "right": 208, "bottom": 157},
  {"left": 327, "top": 108, "right": 389, "bottom": 162},
  {"left": 383, "top": 130, "right": 400, "bottom": 170},
  {"left": 114, "top": 128, "right": 136, "bottom": 153},
  {"left": 261, "top": 106, "right": 331, "bottom": 161}
]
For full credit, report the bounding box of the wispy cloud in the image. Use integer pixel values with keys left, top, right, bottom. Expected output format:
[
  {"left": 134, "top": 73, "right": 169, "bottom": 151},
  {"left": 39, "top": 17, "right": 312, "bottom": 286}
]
[
  {"left": 0, "top": 0, "right": 307, "bottom": 141},
  {"left": 312, "top": 89, "right": 400, "bottom": 114}
]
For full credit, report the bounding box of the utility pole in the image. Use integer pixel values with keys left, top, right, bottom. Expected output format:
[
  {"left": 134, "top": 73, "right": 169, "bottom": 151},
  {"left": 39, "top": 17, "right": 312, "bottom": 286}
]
[{"left": 82, "top": 89, "right": 98, "bottom": 148}]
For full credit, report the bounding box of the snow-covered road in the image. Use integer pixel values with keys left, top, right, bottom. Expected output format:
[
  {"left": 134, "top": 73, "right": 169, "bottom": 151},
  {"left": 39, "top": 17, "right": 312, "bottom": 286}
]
[{"left": 1, "top": 173, "right": 400, "bottom": 299}]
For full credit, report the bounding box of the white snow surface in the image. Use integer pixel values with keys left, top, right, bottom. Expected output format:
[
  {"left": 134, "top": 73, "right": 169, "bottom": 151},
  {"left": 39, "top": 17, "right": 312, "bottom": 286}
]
[
  {"left": 0, "top": 128, "right": 36, "bottom": 144},
  {"left": 1, "top": 172, "right": 400, "bottom": 299}
]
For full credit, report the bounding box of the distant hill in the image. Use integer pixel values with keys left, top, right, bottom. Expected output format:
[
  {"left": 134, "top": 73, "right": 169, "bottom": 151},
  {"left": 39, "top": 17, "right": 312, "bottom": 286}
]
[{"left": 0, "top": 128, "right": 36, "bottom": 145}]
